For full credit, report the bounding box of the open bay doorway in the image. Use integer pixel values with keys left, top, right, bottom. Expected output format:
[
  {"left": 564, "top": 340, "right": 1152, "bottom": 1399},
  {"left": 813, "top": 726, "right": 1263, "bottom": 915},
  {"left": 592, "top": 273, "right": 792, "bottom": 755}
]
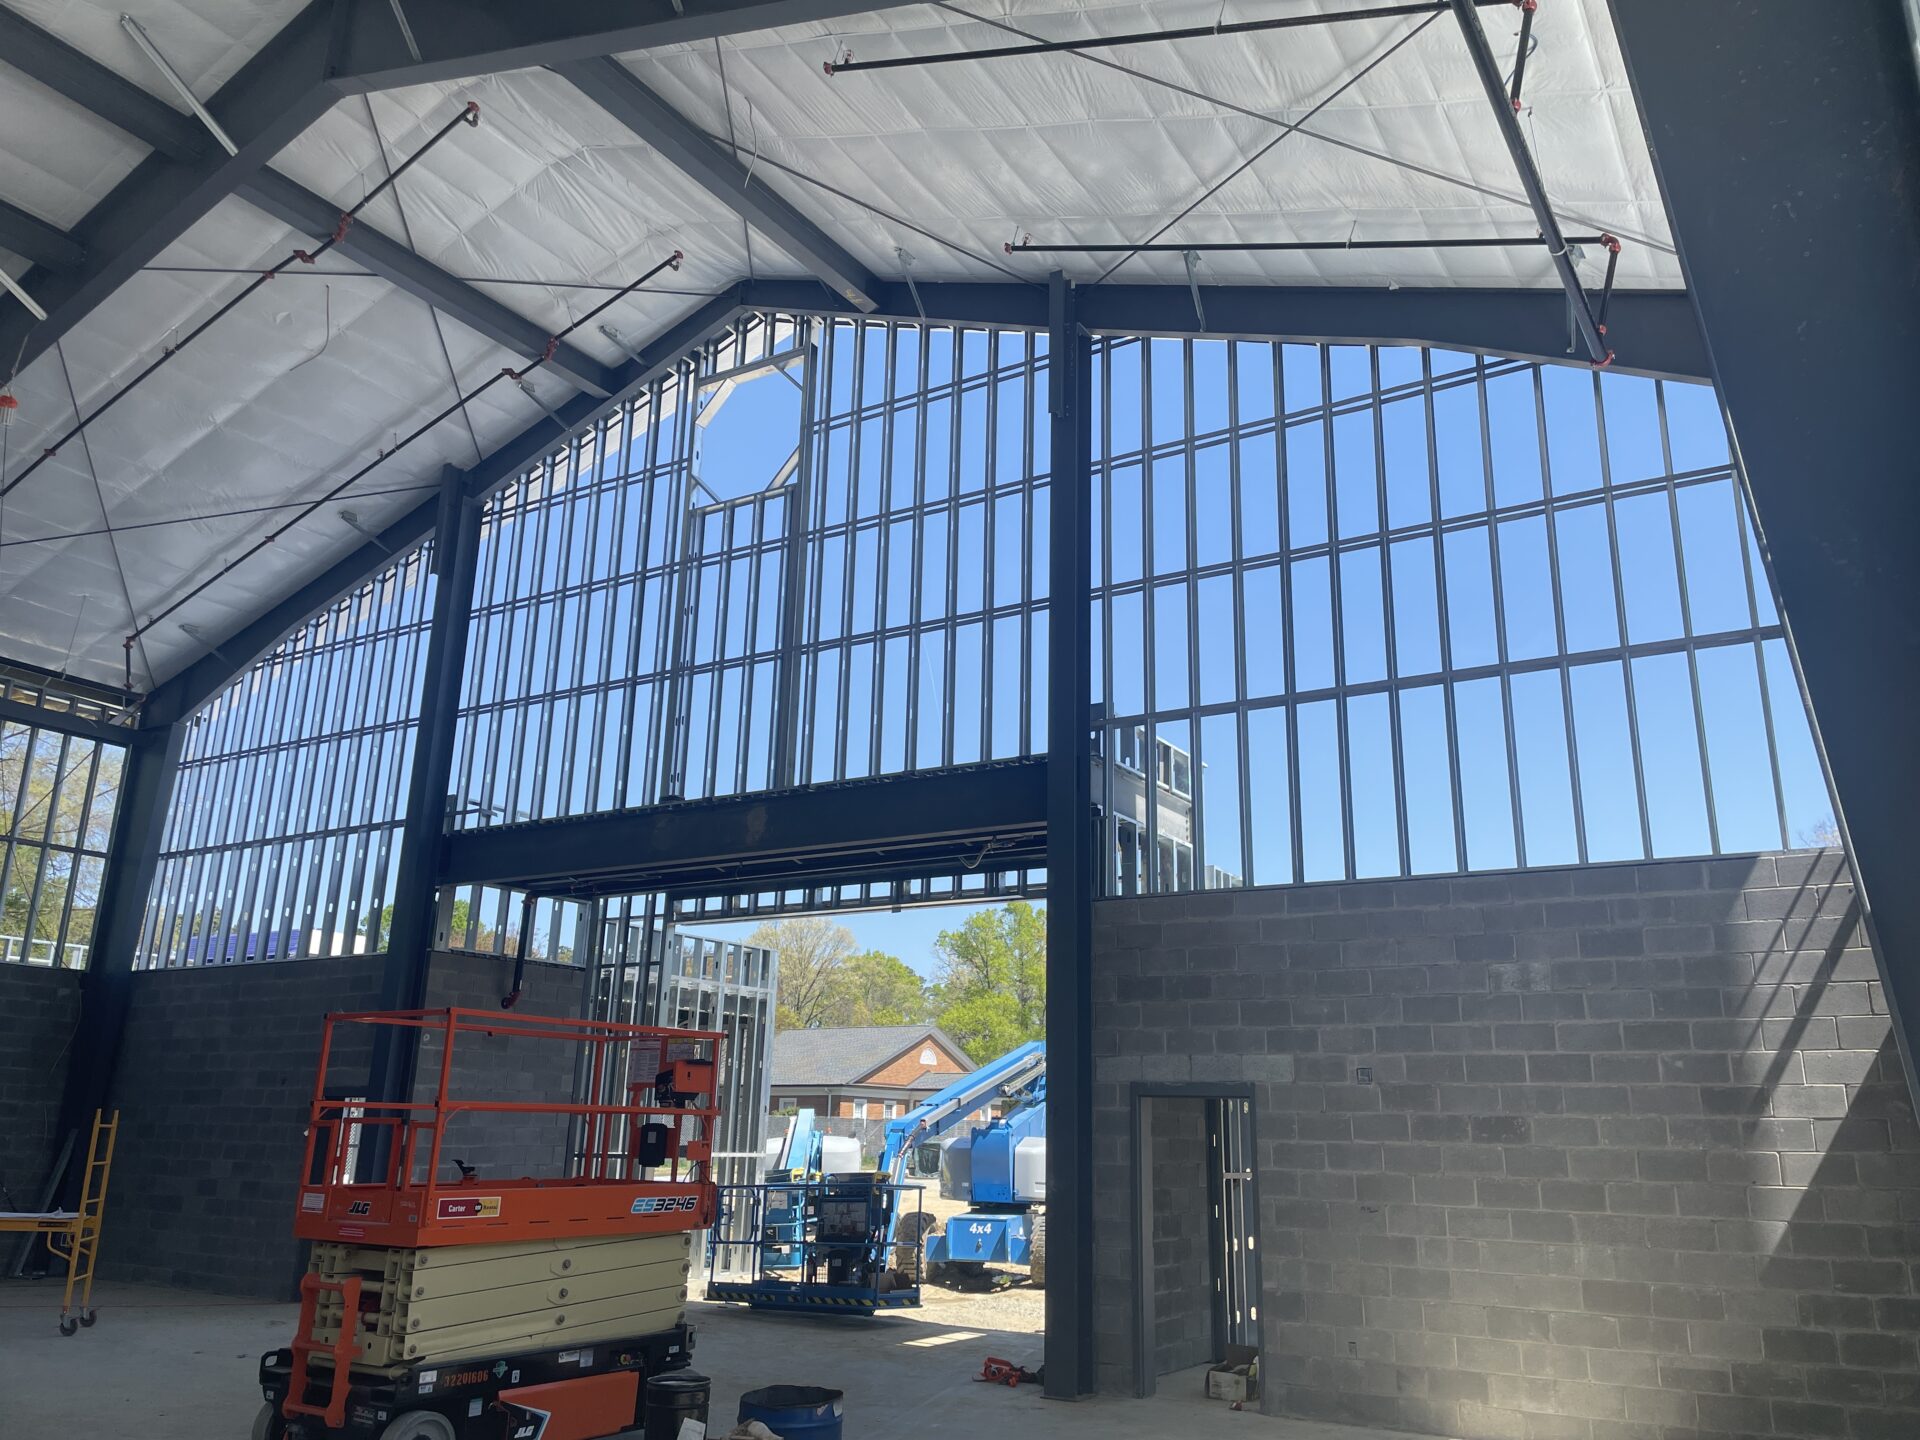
[
  {"left": 670, "top": 891, "right": 1050, "bottom": 1362},
  {"left": 1131, "top": 1089, "right": 1262, "bottom": 1401}
]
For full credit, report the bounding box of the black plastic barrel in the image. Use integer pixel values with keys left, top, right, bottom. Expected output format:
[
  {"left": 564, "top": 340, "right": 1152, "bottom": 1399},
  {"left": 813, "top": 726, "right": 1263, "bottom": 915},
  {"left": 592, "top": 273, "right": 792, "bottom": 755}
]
[
  {"left": 644, "top": 1371, "right": 711, "bottom": 1440},
  {"left": 738, "top": 1385, "right": 845, "bottom": 1440}
]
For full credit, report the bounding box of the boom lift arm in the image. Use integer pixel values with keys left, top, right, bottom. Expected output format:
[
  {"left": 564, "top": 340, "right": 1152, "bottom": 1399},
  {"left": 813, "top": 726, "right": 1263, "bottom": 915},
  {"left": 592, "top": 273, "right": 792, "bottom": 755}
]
[{"left": 877, "top": 1041, "right": 1045, "bottom": 1233}]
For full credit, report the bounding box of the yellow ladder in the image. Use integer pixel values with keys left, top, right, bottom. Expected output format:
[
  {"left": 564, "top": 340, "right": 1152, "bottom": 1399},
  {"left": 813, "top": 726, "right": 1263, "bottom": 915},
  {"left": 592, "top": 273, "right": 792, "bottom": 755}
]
[{"left": 51, "top": 1109, "right": 118, "bottom": 1335}]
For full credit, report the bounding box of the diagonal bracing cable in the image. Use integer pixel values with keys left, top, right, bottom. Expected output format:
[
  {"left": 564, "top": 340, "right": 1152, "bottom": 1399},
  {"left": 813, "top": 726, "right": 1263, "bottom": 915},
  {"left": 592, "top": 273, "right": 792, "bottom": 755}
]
[
  {"left": 1092, "top": 13, "right": 1441, "bottom": 285},
  {"left": 362, "top": 94, "right": 485, "bottom": 466},
  {"left": 930, "top": 0, "right": 1670, "bottom": 257},
  {"left": 0, "top": 481, "right": 440, "bottom": 550},
  {"left": 53, "top": 342, "right": 155, "bottom": 689},
  {"left": 0, "top": 100, "right": 483, "bottom": 500},
  {"left": 126, "top": 250, "right": 685, "bottom": 653}
]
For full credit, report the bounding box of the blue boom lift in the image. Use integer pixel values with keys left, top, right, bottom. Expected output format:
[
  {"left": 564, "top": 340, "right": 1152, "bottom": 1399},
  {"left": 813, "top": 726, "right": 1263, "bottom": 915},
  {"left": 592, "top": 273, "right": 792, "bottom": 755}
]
[
  {"left": 705, "top": 1042, "right": 1046, "bottom": 1312},
  {"left": 878, "top": 1041, "right": 1047, "bottom": 1286}
]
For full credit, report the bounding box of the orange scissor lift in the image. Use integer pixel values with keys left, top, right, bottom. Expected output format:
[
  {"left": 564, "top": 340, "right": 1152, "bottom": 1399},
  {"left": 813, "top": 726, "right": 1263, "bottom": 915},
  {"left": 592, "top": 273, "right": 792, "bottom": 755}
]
[{"left": 257, "top": 1008, "right": 723, "bottom": 1440}]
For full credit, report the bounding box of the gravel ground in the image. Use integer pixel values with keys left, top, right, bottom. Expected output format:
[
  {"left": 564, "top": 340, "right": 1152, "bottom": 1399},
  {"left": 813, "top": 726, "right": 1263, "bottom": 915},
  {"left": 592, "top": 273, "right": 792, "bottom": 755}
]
[
  {"left": 911, "top": 1276, "right": 1045, "bottom": 1334},
  {"left": 902, "top": 1191, "right": 1046, "bottom": 1334}
]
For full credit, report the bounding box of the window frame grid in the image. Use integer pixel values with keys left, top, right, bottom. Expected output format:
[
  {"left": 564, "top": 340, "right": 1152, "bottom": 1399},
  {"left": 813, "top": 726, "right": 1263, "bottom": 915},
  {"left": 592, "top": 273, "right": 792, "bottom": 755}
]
[{"left": 1092, "top": 336, "right": 1816, "bottom": 897}]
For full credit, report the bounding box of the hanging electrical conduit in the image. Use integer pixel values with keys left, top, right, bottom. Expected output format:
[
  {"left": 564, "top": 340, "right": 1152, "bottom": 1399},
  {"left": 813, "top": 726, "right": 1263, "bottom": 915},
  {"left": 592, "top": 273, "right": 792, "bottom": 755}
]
[
  {"left": 0, "top": 100, "right": 483, "bottom": 501},
  {"left": 829, "top": 0, "right": 1617, "bottom": 366},
  {"left": 118, "top": 247, "right": 686, "bottom": 686}
]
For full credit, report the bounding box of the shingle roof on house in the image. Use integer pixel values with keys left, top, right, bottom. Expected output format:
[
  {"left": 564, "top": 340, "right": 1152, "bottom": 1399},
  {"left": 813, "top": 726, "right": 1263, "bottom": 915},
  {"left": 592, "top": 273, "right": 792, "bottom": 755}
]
[{"left": 770, "top": 1025, "right": 975, "bottom": 1087}]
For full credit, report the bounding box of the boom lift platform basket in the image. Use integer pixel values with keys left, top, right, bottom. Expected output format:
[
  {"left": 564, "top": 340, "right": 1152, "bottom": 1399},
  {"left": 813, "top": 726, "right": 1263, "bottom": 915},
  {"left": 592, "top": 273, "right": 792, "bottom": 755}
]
[{"left": 263, "top": 1009, "right": 721, "bottom": 1440}]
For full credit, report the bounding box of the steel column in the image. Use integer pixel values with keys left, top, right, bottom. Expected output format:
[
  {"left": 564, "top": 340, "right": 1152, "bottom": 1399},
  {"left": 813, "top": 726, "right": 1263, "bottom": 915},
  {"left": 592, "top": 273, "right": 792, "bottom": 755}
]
[
  {"left": 366, "top": 465, "right": 483, "bottom": 1107},
  {"left": 1607, "top": 0, "right": 1920, "bottom": 1104},
  {"left": 1043, "top": 270, "right": 1095, "bottom": 1399},
  {"left": 52, "top": 721, "right": 186, "bottom": 1141},
  {"left": 1448, "top": 0, "right": 1612, "bottom": 365}
]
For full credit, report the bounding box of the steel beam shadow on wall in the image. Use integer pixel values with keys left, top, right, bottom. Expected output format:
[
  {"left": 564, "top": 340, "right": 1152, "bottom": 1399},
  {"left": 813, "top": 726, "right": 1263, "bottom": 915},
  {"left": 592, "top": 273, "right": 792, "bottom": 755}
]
[{"left": 1607, "top": 0, "right": 1920, "bottom": 1108}]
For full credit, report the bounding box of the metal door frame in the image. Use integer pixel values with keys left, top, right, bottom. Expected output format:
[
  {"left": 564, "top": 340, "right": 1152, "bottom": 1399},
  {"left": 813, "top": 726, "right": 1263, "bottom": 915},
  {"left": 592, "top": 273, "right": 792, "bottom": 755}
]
[{"left": 1128, "top": 1081, "right": 1264, "bottom": 1400}]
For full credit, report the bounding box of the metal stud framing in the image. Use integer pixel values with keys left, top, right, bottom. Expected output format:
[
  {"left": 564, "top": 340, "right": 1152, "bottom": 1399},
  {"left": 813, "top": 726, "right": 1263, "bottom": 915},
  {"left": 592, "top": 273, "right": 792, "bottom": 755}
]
[
  {"left": 139, "top": 547, "right": 436, "bottom": 967},
  {"left": 0, "top": 715, "right": 125, "bottom": 968},
  {"left": 132, "top": 314, "right": 1830, "bottom": 958},
  {"left": 1089, "top": 336, "right": 1828, "bottom": 898}
]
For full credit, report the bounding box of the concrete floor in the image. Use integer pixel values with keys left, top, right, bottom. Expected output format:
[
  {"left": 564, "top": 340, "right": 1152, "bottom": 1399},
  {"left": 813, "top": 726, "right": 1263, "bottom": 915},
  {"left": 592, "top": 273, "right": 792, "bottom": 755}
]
[{"left": 0, "top": 1277, "right": 1406, "bottom": 1440}]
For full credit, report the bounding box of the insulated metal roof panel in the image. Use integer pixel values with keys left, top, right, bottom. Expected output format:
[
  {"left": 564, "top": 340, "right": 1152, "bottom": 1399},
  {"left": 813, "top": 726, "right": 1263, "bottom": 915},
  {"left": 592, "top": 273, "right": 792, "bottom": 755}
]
[{"left": 616, "top": 0, "right": 1677, "bottom": 289}]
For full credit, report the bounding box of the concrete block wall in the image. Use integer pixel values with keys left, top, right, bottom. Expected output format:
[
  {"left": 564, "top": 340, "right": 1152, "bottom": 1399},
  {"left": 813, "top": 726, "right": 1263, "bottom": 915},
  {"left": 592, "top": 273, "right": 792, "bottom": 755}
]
[
  {"left": 102, "top": 950, "right": 582, "bottom": 1296},
  {"left": 1091, "top": 851, "right": 1920, "bottom": 1440},
  {"left": 0, "top": 964, "right": 82, "bottom": 1210},
  {"left": 104, "top": 954, "right": 386, "bottom": 1295},
  {"left": 1150, "top": 1096, "right": 1216, "bottom": 1376},
  {"left": 412, "top": 951, "right": 585, "bottom": 1181}
]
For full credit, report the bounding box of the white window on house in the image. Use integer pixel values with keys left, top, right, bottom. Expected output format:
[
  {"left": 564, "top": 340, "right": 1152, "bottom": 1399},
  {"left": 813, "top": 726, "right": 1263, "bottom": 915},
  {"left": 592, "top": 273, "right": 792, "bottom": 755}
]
[
  {"left": 854, "top": 1100, "right": 869, "bottom": 1120},
  {"left": 919, "top": 1047, "right": 937, "bottom": 1066}
]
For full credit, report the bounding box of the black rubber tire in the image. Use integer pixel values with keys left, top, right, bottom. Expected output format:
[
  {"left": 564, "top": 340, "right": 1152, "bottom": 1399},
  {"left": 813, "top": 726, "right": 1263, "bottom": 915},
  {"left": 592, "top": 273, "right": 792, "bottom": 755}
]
[
  {"left": 892, "top": 1209, "right": 937, "bottom": 1275},
  {"left": 58, "top": 1317, "right": 77, "bottom": 1336},
  {"left": 1028, "top": 1209, "right": 1046, "bottom": 1289},
  {"left": 250, "top": 1401, "right": 286, "bottom": 1440},
  {"left": 378, "top": 1412, "right": 456, "bottom": 1440},
  {"left": 78, "top": 1309, "right": 96, "bottom": 1327}
]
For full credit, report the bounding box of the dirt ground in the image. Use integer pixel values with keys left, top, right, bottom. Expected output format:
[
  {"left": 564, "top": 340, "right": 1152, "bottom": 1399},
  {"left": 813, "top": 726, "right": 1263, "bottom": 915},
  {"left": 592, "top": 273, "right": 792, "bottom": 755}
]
[{"left": 912, "top": 1269, "right": 1046, "bottom": 1333}]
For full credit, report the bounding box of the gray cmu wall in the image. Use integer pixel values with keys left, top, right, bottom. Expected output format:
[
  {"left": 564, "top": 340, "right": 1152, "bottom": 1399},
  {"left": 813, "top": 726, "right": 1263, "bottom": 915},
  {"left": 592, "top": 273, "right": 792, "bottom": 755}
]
[
  {"left": 412, "top": 952, "right": 585, "bottom": 1180},
  {"left": 1150, "top": 1096, "right": 1215, "bottom": 1376},
  {"left": 1091, "top": 850, "right": 1920, "bottom": 1440},
  {"left": 0, "top": 964, "right": 83, "bottom": 1210},
  {"left": 103, "top": 950, "right": 582, "bottom": 1296},
  {"left": 103, "top": 953, "right": 386, "bottom": 1295}
]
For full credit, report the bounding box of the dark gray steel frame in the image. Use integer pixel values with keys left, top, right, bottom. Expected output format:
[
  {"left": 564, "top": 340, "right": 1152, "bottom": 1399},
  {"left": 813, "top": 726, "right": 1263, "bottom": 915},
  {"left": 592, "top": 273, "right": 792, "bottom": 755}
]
[
  {"left": 20, "top": 4, "right": 1912, "bottom": 1402},
  {"left": 1604, "top": 0, "right": 1920, "bottom": 1112}
]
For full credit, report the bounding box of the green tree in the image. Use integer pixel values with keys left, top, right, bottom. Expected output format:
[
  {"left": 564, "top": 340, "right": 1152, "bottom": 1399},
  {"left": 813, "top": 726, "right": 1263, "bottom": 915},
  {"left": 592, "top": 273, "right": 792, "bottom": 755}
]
[
  {"left": 927, "top": 901, "right": 1046, "bottom": 1059},
  {"left": 819, "top": 950, "right": 928, "bottom": 1028},
  {"left": 749, "top": 915, "right": 860, "bottom": 1030}
]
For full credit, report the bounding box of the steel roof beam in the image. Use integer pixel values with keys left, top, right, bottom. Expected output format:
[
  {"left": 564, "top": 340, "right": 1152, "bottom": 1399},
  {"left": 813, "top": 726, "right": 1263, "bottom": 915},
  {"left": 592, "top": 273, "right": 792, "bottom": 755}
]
[
  {"left": 0, "top": 7, "right": 209, "bottom": 162},
  {"left": 1449, "top": 0, "right": 1611, "bottom": 366},
  {"left": 239, "top": 169, "right": 619, "bottom": 396},
  {"left": 0, "top": 0, "right": 927, "bottom": 379},
  {"left": 0, "top": 4, "right": 338, "bottom": 380},
  {"left": 0, "top": 198, "right": 84, "bottom": 271},
  {"left": 322, "top": 0, "right": 933, "bottom": 92},
  {"left": 737, "top": 277, "right": 1711, "bottom": 380},
  {"left": 555, "top": 57, "right": 880, "bottom": 313}
]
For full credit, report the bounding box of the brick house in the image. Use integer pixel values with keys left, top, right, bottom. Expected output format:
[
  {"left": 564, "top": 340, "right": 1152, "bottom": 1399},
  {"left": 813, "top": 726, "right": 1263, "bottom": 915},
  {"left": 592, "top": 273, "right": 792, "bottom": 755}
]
[{"left": 769, "top": 1025, "right": 976, "bottom": 1120}]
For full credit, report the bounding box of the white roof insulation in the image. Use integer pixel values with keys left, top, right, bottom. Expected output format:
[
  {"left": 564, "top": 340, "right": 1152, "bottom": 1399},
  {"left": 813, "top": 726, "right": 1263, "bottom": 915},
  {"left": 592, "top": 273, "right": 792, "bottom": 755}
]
[
  {"left": 0, "top": 0, "right": 1680, "bottom": 692},
  {"left": 620, "top": 0, "right": 1676, "bottom": 290}
]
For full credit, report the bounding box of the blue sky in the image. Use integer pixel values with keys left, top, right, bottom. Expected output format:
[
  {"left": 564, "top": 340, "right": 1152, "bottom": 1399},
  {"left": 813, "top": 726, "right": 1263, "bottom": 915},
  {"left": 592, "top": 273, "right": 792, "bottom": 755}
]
[{"left": 681, "top": 335, "right": 1829, "bottom": 960}]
